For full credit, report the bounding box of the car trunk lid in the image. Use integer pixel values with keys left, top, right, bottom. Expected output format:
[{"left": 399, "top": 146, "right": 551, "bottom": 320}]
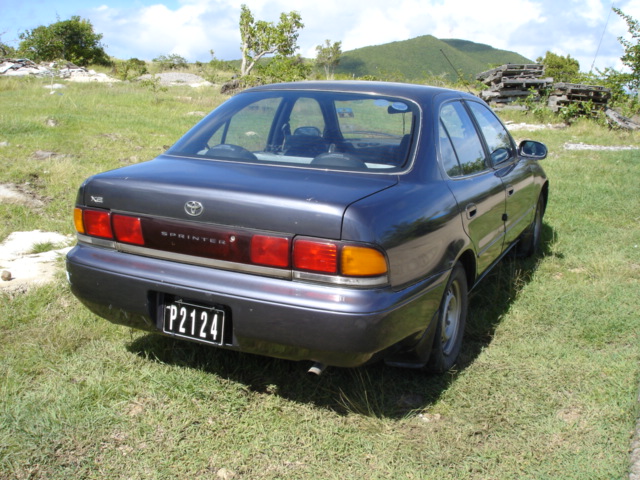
[{"left": 79, "top": 155, "right": 397, "bottom": 239}]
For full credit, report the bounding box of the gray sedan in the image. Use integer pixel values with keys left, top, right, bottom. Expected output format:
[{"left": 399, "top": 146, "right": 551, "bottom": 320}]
[{"left": 66, "top": 81, "right": 548, "bottom": 372}]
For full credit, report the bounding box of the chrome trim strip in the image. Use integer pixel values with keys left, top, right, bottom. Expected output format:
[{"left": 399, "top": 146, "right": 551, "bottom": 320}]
[
  {"left": 76, "top": 234, "right": 116, "bottom": 249},
  {"left": 116, "top": 243, "right": 292, "bottom": 280},
  {"left": 77, "top": 234, "right": 388, "bottom": 287},
  {"left": 293, "top": 271, "right": 388, "bottom": 287}
]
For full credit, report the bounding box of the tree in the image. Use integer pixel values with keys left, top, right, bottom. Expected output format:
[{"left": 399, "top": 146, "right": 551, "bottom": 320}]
[
  {"left": 251, "top": 54, "right": 311, "bottom": 85},
  {"left": 239, "top": 4, "right": 304, "bottom": 77},
  {"left": 536, "top": 51, "right": 580, "bottom": 83},
  {"left": 153, "top": 54, "right": 188, "bottom": 71},
  {"left": 208, "top": 50, "right": 234, "bottom": 72},
  {"left": 18, "top": 16, "right": 110, "bottom": 66},
  {"left": 115, "top": 57, "right": 147, "bottom": 81},
  {"left": 315, "top": 40, "right": 342, "bottom": 79},
  {"left": 613, "top": 7, "right": 640, "bottom": 91},
  {"left": 0, "top": 32, "right": 16, "bottom": 57}
]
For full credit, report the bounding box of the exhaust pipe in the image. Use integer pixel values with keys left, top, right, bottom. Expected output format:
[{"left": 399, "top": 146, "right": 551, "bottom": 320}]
[{"left": 307, "top": 362, "right": 327, "bottom": 376}]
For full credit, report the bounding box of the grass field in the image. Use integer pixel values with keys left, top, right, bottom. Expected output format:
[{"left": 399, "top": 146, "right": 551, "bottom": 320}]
[{"left": 0, "top": 77, "right": 639, "bottom": 479}]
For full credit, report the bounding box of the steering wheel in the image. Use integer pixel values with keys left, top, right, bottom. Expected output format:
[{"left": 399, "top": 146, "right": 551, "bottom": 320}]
[
  {"left": 205, "top": 144, "right": 257, "bottom": 161},
  {"left": 311, "top": 152, "right": 367, "bottom": 169}
]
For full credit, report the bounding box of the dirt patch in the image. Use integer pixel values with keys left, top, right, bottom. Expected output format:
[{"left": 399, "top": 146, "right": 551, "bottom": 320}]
[
  {"left": 631, "top": 406, "right": 640, "bottom": 480},
  {"left": 505, "top": 122, "right": 566, "bottom": 131},
  {"left": 0, "top": 231, "right": 74, "bottom": 294},
  {"left": 563, "top": 142, "right": 639, "bottom": 151},
  {"left": 137, "top": 72, "right": 213, "bottom": 88},
  {"left": 0, "top": 183, "right": 45, "bottom": 209}
]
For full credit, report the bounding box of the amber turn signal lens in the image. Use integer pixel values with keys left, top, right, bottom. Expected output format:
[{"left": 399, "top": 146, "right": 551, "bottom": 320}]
[
  {"left": 73, "top": 208, "right": 85, "bottom": 234},
  {"left": 341, "top": 246, "right": 388, "bottom": 277}
]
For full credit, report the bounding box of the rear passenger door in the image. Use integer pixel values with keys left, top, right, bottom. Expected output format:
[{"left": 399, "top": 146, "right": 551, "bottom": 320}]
[
  {"left": 466, "top": 101, "right": 537, "bottom": 246},
  {"left": 439, "top": 101, "right": 506, "bottom": 275}
]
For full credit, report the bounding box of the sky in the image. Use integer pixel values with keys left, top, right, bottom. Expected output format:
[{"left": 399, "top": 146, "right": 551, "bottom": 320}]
[{"left": 2, "top": 0, "right": 640, "bottom": 74}]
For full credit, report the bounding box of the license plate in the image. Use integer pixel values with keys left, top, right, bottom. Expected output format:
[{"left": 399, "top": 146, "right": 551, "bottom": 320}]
[{"left": 163, "top": 298, "right": 227, "bottom": 345}]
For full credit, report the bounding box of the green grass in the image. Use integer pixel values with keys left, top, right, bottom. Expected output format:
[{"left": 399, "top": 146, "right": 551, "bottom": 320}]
[{"left": 1, "top": 76, "right": 639, "bottom": 479}]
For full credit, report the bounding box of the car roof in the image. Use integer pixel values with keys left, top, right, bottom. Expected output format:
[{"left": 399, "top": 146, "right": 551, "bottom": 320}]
[{"left": 243, "top": 80, "right": 475, "bottom": 104}]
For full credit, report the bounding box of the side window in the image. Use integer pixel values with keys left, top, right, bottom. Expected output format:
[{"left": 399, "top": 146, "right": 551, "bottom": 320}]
[
  {"left": 219, "top": 97, "right": 281, "bottom": 151},
  {"left": 439, "top": 121, "right": 461, "bottom": 177},
  {"left": 440, "top": 102, "right": 487, "bottom": 176},
  {"left": 289, "top": 97, "right": 325, "bottom": 135},
  {"left": 336, "top": 99, "right": 413, "bottom": 138},
  {"left": 467, "top": 101, "right": 513, "bottom": 165}
]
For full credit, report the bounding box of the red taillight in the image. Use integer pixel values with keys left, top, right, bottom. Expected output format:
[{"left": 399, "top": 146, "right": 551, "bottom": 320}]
[
  {"left": 293, "top": 239, "right": 338, "bottom": 274},
  {"left": 74, "top": 207, "right": 386, "bottom": 283},
  {"left": 82, "top": 209, "right": 113, "bottom": 239},
  {"left": 251, "top": 235, "right": 290, "bottom": 267},
  {"left": 112, "top": 214, "right": 144, "bottom": 245}
]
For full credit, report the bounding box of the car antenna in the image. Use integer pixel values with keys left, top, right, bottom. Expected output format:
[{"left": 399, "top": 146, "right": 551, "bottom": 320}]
[
  {"left": 440, "top": 49, "right": 473, "bottom": 94},
  {"left": 590, "top": 2, "right": 614, "bottom": 73}
]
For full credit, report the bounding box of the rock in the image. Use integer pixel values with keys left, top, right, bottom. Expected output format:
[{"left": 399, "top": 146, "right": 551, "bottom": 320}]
[
  {"left": 216, "top": 468, "right": 236, "bottom": 479},
  {"left": 0, "top": 231, "right": 74, "bottom": 293},
  {"left": 1, "top": 270, "right": 11, "bottom": 281},
  {"left": 0, "top": 58, "right": 118, "bottom": 82},
  {"left": 418, "top": 413, "right": 442, "bottom": 423},
  {"left": 0, "top": 58, "right": 51, "bottom": 77},
  {"left": 221, "top": 78, "right": 242, "bottom": 95}
]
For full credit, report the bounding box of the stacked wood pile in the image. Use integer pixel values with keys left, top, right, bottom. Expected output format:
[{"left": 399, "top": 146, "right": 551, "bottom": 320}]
[
  {"left": 476, "top": 64, "right": 629, "bottom": 125},
  {"left": 477, "top": 64, "right": 553, "bottom": 106},
  {"left": 547, "top": 83, "right": 611, "bottom": 113}
]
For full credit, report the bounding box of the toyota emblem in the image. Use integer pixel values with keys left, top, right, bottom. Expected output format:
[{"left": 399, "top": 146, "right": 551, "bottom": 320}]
[{"left": 184, "top": 200, "right": 204, "bottom": 217}]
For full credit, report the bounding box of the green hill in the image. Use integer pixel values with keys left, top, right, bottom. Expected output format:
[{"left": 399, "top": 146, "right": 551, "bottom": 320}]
[{"left": 336, "top": 35, "right": 532, "bottom": 82}]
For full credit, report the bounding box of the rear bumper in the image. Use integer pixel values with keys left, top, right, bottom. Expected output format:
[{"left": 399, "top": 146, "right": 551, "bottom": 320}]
[{"left": 66, "top": 244, "right": 446, "bottom": 367}]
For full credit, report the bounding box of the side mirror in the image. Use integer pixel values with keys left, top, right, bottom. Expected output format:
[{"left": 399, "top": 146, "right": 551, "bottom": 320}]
[
  {"left": 293, "top": 126, "right": 322, "bottom": 136},
  {"left": 491, "top": 147, "right": 512, "bottom": 165},
  {"left": 518, "top": 140, "right": 547, "bottom": 160}
]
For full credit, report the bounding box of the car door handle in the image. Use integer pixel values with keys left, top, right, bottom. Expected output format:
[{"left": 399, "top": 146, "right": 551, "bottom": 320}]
[{"left": 465, "top": 203, "right": 477, "bottom": 219}]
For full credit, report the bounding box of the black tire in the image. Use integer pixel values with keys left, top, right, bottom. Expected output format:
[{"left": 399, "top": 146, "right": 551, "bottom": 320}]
[
  {"left": 426, "top": 263, "right": 468, "bottom": 373},
  {"left": 518, "top": 195, "right": 544, "bottom": 258}
]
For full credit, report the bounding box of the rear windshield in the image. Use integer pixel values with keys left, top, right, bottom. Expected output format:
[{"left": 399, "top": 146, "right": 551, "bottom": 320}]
[{"left": 167, "top": 90, "right": 419, "bottom": 172}]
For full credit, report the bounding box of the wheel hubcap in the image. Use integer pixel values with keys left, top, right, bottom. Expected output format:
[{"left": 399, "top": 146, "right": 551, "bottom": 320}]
[{"left": 441, "top": 280, "right": 461, "bottom": 356}]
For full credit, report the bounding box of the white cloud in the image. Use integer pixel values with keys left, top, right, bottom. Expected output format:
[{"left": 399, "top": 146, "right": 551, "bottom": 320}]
[
  {"left": 428, "top": 0, "right": 543, "bottom": 50},
  {"left": 89, "top": 1, "right": 240, "bottom": 60},
  {"left": 5, "top": 0, "right": 640, "bottom": 73},
  {"left": 340, "top": 7, "right": 411, "bottom": 52}
]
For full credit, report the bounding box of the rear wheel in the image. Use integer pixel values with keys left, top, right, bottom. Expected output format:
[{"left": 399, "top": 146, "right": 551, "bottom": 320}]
[
  {"left": 426, "top": 263, "right": 468, "bottom": 373},
  {"left": 518, "top": 195, "right": 544, "bottom": 257}
]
